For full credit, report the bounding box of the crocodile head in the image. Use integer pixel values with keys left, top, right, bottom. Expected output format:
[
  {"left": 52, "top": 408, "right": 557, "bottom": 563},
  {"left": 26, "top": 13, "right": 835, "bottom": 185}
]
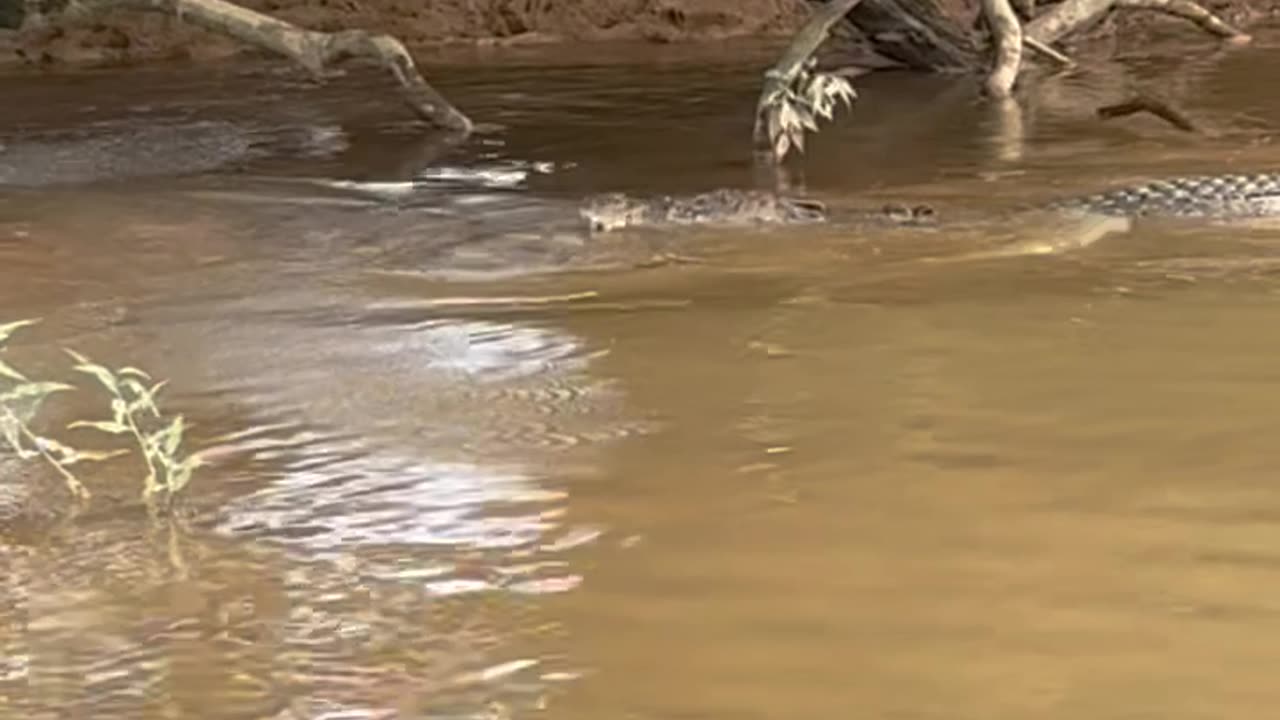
[
  {"left": 579, "top": 192, "right": 660, "bottom": 232},
  {"left": 878, "top": 202, "right": 937, "bottom": 225}
]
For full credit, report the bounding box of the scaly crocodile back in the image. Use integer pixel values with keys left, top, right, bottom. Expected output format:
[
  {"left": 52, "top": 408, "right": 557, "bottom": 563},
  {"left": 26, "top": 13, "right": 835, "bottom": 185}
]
[
  {"left": 1049, "top": 173, "right": 1280, "bottom": 218},
  {"left": 580, "top": 189, "right": 826, "bottom": 232}
]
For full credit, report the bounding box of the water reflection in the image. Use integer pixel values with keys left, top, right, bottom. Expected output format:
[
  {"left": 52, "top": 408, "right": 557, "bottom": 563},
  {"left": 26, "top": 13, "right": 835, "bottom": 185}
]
[
  {"left": 8, "top": 313, "right": 612, "bottom": 718},
  {"left": 8, "top": 29, "right": 1280, "bottom": 720},
  {"left": 18, "top": 515, "right": 571, "bottom": 719}
]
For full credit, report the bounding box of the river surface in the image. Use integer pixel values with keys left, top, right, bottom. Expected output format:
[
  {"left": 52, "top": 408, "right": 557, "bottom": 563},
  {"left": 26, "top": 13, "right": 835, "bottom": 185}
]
[{"left": 6, "top": 27, "right": 1280, "bottom": 719}]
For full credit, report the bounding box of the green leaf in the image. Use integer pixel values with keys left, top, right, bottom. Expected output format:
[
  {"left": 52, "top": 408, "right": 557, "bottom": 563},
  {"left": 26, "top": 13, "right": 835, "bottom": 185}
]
[
  {"left": 0, "top": 381, "right": 75, "bottom": 404},
  {"left": 169, "top": 465, "right": 192, "bottom": 494},
  {"left": 70, "top": 362, "right": 120, "bottom": 395},
  {"left": 160, "top": 415, "right": 185, "bottom": 457},
  {"left": 73, "top": 447, "right": 131, "bottom": 463},
  {"left": 774, "top": 130, "right": 791, "bottom": 159},
  {"left": 118, "top": 367, "right": 152, "bottom": 380},
  {"left": 767, "top": 107, "right": 782, "bottom": 143},
  {"left": 0, "top": 359, "right": 27, "bottom": 382},
  {"left": 121, "top": 377, "right": 148, "bottom": 398},
  {"left": 794, "top": 104, "right": 819, "bottom": 133},
  {"left": 111, "top": 398, "right": 128, "bottom": 425},
  {"left": 779, "top": 101, "right": 800, "bottom": 134},
  {"left": 68, "top": 419, "right": 131, "bottom": 435},
  {"left": 828, "top": 76, "right": 858, "bottom": 108},
  {"left": 169, "top": 454, "right": 204, "bottom": 493},
  {"left": 145, "top": 381, "right": 169, "bottom": 416},
  {"left": 0, "top": 318, "right": 39, "bottom": 345},
  {"left": 122, "top": 378, "right": 165, "bottom": 417},
  {"left": 34, "top": 435, "right": 79, "bottom": 463},
  {"left": 0, "top": 417, "right": 24, "bottom": 454}
]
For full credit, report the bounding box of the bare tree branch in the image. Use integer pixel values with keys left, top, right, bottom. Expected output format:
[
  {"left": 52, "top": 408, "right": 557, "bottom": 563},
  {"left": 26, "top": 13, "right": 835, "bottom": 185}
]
[
  {"left": 1024, "top": 36, "right": 1073, "bottom": 66},
  {"left": 1025, "top": 0, "right": 1116, "bottom": 44},
  {"left": 1113, "top": 0, "right": 1250, "bottom": 42},
  {"left": 1027, "top": 0, "right": 1249, "bottom": 45},
  {"left": 1010, "top": 0, "right": 1036, "bottom": 19},
  {"left": 752, "top": 0, "right": 864, "bottom": 154},
  {"left": 981, "top": 0, "right": 1023, "bottom": 98},
  {"left": 1096, "top": 93, "right": 1201, "bottom": 132},
  {"left": 59, "top": 0, "right": 474, "bottom": 135}
]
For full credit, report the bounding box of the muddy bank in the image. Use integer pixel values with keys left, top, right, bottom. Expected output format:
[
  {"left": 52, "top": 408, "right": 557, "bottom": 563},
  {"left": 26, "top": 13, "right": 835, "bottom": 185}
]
[
  {"left": 0, "top": 0, "right": 808, "bottom": 68},
  {"left": 2, "top": 0, "right": 1277, "bottom": 71}
]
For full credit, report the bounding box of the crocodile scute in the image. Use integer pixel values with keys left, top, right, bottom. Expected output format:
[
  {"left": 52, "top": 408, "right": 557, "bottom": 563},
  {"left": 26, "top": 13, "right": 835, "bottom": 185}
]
[{"left": 1050, "top": 173, "right": 1280, "bottom": 218}]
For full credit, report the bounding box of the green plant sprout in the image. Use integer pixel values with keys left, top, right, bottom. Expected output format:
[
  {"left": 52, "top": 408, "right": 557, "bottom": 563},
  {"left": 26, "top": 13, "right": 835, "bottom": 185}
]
[
  {"left": 762, "top": 60, "right": 858, "bottom": 160},
  {"left": 0, "top": 318, "right": 201, "bottom": 512},
  {"left": 65, "top": 349, "right": 204, "bottom": 508}
]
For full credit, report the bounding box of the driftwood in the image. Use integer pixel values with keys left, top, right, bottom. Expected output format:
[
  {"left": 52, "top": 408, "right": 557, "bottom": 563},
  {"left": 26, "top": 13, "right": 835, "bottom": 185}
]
[
  {"left": 980, "top": 0, "right": 1023, "bottom": 97},
  {"left": 1112, "top": 0, "right": 1250, "bottom": 41},
  {"left": 752, "top": 0, "right": 1253, "bottom": 170},
  {"left": 1025, "top": 0, "right": 1248, "bottom": 44},
  {"left": 801, "top": 0, "right": 1248, "bottom": 89},
  {"left": 55, "top": 0, "right": 474, "bottom": 135},
  {"left": 1096, "top": 93, "right": 1201, "bottom": 132},
  {"left": 836, "top": 0, "right": 982, "bottom": 72}
]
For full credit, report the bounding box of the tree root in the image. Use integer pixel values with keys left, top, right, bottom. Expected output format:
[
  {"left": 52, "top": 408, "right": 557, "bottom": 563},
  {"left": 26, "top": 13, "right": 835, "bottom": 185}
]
[
  {"left": 1113, "top": 0, "right": 1250, "bottom": 43},
  {"left": 1024, "top": 0, "right": 1116, "bottom": 44},
  {"left": 750, "top": 0, "right": 1257, "bottom": 172},
  {"left": 1026, "top": 0, "right": 1249, "bottom": 45},
  {"left": 59, "top": 0, "right": 474, "bottom": 135},
  {"left": 981, "top": 0, "right": 1024, "bottom": 97}
]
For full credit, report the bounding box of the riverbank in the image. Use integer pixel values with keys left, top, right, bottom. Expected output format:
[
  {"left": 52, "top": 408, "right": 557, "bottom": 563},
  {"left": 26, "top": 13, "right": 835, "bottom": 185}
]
[
  {"left": 1, "top": 0, "right": 1276, "bottom": 72},
  {"left": 0, "top": 0, "right": 807, "bottom": 69}
]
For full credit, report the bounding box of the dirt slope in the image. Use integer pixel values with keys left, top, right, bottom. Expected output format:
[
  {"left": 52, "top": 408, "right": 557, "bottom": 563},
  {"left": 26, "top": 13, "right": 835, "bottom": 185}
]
[{"left": 0, "top": 0, "right": 1275, "bottom": 70}]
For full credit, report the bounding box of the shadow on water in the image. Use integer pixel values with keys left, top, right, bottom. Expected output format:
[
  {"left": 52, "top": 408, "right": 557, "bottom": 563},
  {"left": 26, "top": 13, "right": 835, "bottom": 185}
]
[{"left": 6, "top": 26, "right": 1280, "bottom": 719}]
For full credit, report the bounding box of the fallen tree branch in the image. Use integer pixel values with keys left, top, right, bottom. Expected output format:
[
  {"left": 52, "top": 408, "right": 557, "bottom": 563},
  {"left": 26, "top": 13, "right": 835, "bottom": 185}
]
[
  {"left": 1113, "top": 0, "right": 1250, "bottom": 42},
  {"left": 834, "top": 0, "right": 982, "bottom": 72},
  {"left": 59, "top": 0, "right": 473, "bottom": 135},
  {"left": 981, "top": 0, "right": 1023, "bottom": 98},
  {"left": 1027, "top": 0, "right": 1249, "bottom": 45},
  {"left": 753, "top": 0, "right": 864, "bottom": 154},
  {"left": 1096, "top": 93, "right": 1200, "bottom": 132},
  {"left": 1024, "top": 36, "right": 1073, "bottom": 66},
  {"left": 1025, "top": 0, "right": 1120, "bottom": 44}
]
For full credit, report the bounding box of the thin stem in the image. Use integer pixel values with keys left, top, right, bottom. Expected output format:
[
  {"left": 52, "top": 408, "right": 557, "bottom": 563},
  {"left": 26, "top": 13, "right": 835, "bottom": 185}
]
[{"left": 4, "top": 406, "right": 91, "bottom": 500}]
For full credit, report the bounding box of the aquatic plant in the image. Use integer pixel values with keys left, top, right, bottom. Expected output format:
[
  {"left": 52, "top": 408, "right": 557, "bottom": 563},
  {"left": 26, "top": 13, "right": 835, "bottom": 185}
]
[
  {"left": 0, "top": 318, "right": 201, "bottom": 512},
  {"left": 760, "top": 59, "right": 857, "bottom": 160}
]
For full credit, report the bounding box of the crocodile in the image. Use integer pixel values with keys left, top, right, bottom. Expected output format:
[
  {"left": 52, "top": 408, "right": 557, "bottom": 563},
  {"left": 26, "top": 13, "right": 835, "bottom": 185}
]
[
  {"left": 1043, "top": 172, "right": 1280, "bottom": 219},
  {"left": 945, "top": 172, "right": 1280, "bottom": 259},
  {"left": 583, "top": 173, "right": 1280, "bottom": 229},
  {"left": 579, "top": 188, "right": 935, "bottom": 232},
  {"left": 579, "top": 188, "right": 938, "bottom": 231},
  {"left": 578, "top": 173, "right": 1280, "bottom": 260}
]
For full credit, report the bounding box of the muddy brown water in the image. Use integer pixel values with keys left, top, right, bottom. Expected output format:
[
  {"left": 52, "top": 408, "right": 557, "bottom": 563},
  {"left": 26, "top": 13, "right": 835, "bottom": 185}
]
[{"left": 7, "top": 29, "right": 1280, "bottom": 719}]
